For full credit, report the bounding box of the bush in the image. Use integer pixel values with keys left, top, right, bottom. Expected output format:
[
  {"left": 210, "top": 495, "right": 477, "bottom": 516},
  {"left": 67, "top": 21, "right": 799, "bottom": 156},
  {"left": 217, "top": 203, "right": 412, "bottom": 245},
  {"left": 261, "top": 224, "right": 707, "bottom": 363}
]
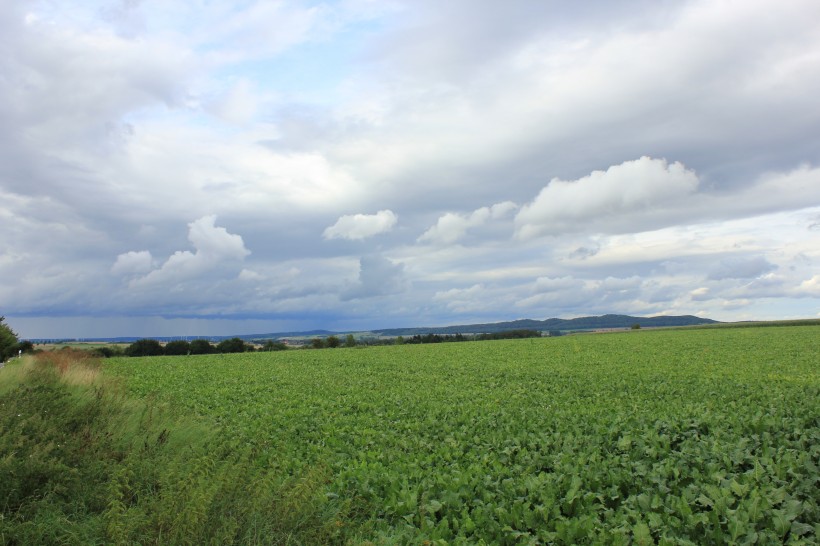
[
  {"left": 93, "top": 346, "right": 126, "bottom": 358},
  {"left": 189, "top": 339, "right": 215, "bottom": 355},
  {"left": 0, "top": 316, "right": 19, "bottom": 361},
  {"left": 125, "top": 339, "right": 164, "bottom": 357},
  {"left": 326, "top": 336, "right": 341, "bottom": 348},
  {"left": 164, "top": 340, "right": 191, "bottom": 356},
  {"left": 262, "top": 341, "right": 288, "bottom": 351},
  {"left": 216, "top": 338, "right": 246, "bottom": 354}
]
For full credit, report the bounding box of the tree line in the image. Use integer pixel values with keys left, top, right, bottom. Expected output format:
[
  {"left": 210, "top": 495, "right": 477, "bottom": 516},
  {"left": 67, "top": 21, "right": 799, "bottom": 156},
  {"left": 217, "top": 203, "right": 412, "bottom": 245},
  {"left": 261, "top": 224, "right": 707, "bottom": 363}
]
[
  {"left": 111, "top": 337, "right": 289, "bottom": 357},
  {"left": 356, "top": 329, "right": 545, "bottom": 347},
  {"left": 2, "top": 322, "right": 549, "bottom": 362},
  {"left": 117, "top": 330, "right": 545, "bottom": 357}
]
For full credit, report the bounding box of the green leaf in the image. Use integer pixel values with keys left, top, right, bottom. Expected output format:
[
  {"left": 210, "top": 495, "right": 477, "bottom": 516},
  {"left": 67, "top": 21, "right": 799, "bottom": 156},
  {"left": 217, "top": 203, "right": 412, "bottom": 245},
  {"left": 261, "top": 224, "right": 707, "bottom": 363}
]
[
  {"left": 783, "top": 499, "right": 803, "bottom": 520},
  {"left": 729, "top": 479, "right": 748, "bottom": 498},
  {"left": 427, "top": 499, "right": 443, "bottom": 514},
  {"left": 789, "top": 521, "right": 813, "bottom": 537},
  {"left": 633, "top": 521, "right": 654, "bottom": 546}
]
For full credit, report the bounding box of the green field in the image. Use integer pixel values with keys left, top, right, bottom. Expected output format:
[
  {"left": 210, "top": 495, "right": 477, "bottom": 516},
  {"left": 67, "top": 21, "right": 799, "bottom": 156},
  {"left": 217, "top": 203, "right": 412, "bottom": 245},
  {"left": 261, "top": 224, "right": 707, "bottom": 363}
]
[{"left": 99, "top": 326, "right": 820, "bottom": 544}]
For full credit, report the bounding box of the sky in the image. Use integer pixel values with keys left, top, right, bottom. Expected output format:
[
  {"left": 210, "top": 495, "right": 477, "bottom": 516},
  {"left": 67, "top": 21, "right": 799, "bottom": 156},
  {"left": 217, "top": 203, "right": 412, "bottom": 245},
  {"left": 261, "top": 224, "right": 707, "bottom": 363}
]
[{"left": 2, "top": 0, "right": 819, "bottom": 339}]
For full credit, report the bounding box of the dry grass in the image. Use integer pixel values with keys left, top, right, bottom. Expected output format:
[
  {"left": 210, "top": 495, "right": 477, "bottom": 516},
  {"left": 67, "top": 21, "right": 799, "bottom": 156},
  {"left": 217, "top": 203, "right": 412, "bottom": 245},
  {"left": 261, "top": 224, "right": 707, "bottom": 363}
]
[{"left": 29, "top": 348, "right": 103, "bottom": 386}]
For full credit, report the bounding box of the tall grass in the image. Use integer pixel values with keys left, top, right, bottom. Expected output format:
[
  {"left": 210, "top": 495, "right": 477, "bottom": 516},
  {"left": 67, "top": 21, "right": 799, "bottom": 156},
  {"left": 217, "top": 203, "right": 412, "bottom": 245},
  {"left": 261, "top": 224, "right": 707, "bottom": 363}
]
[{"left": 0, "top": 352, "right": 344, "bottom": 545}]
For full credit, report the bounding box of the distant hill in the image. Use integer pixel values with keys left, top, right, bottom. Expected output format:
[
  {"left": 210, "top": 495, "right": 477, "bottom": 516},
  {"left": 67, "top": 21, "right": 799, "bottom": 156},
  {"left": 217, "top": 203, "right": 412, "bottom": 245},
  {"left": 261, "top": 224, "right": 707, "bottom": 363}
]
[
  {"left": 371, "top": 314, "right": 717, "bottom": 337},
  {"left": 27, "top": 315, "right": 717, "bottom": 344}
]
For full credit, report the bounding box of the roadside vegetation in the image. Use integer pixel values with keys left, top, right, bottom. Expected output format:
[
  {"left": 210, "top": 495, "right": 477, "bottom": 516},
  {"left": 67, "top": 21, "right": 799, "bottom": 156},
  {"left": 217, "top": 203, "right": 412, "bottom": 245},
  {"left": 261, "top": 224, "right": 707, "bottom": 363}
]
[
  {"left": 0, "top": 317, "right": 32, "bottom": 362},
  {"left": 0, "top": 350, "right": 344, "bottom": 545}
]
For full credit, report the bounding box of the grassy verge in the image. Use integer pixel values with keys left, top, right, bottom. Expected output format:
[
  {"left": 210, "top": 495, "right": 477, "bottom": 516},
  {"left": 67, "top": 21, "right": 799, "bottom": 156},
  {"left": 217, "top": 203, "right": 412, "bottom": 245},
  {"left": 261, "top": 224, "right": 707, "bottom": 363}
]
[{"left": 0, "top": 350, "right": 344, "bottom": 545}]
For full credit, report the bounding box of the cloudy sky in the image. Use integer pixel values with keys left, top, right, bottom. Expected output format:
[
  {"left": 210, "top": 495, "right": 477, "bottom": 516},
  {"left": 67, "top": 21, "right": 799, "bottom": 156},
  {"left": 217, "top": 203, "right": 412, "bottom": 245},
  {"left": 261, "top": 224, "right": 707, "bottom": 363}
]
[{"left": 2, "top": 0, "right": 819, "bottom": 339}]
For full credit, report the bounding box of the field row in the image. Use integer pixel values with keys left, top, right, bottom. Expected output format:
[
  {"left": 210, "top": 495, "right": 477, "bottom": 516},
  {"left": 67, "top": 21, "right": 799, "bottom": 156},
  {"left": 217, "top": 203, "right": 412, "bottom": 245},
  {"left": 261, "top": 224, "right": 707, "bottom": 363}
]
[{"left": 106, "top": 326, "right": 820, "bottom": 543}]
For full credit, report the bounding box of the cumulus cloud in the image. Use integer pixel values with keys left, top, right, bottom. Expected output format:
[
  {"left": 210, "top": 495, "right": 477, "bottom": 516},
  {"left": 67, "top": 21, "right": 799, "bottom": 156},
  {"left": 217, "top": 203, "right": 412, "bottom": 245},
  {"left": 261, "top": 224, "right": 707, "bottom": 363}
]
[
  {"left": 111, "top": 250, "right": 154, "bottom": 276},
  {"left": 515, "top": 157, "right": 699, "bottom": 238},
  {"left": 419, "top": 201, "right": 517, "bottom": 245},
  {"left": 323, "top": 210, "right": 397, "bottom": 240},
  {"left": 798, "top": 275, "right": 820, "bottom": 296},
  {"left": 129, "top": 216, "right": 250, "bottom": 287},
  {"left": 4, "top": 1, "right": 820, "bottom": 336}
]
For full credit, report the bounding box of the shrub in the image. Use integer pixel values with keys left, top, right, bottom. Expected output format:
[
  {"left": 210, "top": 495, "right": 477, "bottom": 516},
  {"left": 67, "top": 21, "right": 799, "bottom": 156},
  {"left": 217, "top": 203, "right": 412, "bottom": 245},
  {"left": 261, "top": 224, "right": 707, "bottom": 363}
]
[
  {"left": 189, "top": 339, "right": 215, "bottom": 355},
  {"left": 0, "top": 316, "right": 19, "bottom": 360},
  {"left": 216, "top": 338, "right": 246, "bottom": 354},
  {"left": 262, "top": 340, "right": 288, "bottom": 351},
  {"left": 164, "top": 340, "right": 191, "bottom": 356},
  {"left": 125, "top": 339, "right": 164, "bottom": 357}
]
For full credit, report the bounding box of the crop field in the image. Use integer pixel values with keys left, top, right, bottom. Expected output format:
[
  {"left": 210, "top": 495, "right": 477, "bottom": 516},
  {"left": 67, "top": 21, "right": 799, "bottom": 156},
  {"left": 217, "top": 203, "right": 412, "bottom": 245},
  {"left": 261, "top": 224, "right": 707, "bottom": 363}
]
[{"left": 105, "top": 326, "right": 819, "bottom": 544}]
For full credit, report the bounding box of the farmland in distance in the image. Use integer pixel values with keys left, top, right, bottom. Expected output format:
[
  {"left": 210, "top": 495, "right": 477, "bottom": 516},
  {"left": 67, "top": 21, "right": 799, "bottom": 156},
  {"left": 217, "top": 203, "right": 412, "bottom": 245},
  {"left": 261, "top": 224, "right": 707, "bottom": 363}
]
[{"left": 106, "top": 326, "right": 820, "bottom": 544}]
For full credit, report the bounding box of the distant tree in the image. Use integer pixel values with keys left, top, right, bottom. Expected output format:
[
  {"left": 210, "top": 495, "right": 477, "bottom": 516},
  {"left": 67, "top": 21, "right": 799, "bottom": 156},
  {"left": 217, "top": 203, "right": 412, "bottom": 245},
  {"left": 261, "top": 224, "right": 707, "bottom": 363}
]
[
  {"left": 94, "top": 345, "right": 126, "bottom": 358},
  {"left": 164, "top": 340, "right": 191, "bottom": 356},
  {"left": 189, "top": 339, "right": 215, "bottom": 355},
  {"left": 395, "top": 336, "right": 405, "bottom": 345},
  {"left": 262, "top": 340, "right": 288, "bottom": 351},
  {"left": 0, "top": 316, "right": 19, "bottom": 361},
  {"left": 16, "top": 340, "right": 34, "bottom": 355},
  {"left": 126, "top": 338, "right": 164, "bottom": 357},
  {"left": 326, "top": 335, "right": 340, "bottom": 348},
  {"left": 216, "top": 337, "right": 246, "bottom": 353},
  {"left": 310, "top": 338, "right": 325, "bottom": 349},
  {"left": 345, "top": 334, "right": 357, "bottom": 348},
  {"left": 631, "top": 323, "right": 641, "bottom": 330}
]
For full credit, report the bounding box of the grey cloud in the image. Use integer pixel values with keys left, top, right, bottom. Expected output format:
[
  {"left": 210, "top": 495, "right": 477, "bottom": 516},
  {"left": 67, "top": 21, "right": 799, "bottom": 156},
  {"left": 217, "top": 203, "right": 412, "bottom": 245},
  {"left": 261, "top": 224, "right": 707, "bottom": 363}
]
[
  {"left": 3, "top": 1, "right": 820, "bottom": 337},
  {"left": 708, "top": 256, "right": 777, "bottom": 281},
  {"left": 569, "top": 246, "right": 600, "bottom": 260},
  {"left": 341, "top": 255, "right": 408, "bottom": 301}
]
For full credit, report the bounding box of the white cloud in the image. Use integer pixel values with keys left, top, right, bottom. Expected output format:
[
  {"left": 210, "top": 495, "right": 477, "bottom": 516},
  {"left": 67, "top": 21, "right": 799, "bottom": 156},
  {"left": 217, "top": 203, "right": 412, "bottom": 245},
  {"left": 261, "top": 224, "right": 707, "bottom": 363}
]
[
  {"left": 187, "top": 215, "right": 250, "bottom": 260},
  {"left": 3, "top": 1, "right": 820, "bottom": 336},
  {"left": 323, "top": 210, "right": 398, "bottom": 240},
  {"left": 208, "top": 79, "right": 262, "bottom": 124},
  {"left": 432, "top": 284, "right": 491, "bottom": 313},
  {"left": 419, "top": 201, "right": 517, "bottom": 244},
  {"left": 238, "top": 268, "right": 264, "bottom": 281},
  {"left": 690, "top": 287, "right": 710, "bottom": 301},
  {"left": 111, "top": 250, "right": 154, "bottom": 276},
  {"left": 798, "top": 275, "right": 820, "bottom": 296},
  {"left": 130, "top": 216, "right": 250, "bottom": 287},
  {"left": 515, "top": 157, "right": 699, "bottom": 238}
]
